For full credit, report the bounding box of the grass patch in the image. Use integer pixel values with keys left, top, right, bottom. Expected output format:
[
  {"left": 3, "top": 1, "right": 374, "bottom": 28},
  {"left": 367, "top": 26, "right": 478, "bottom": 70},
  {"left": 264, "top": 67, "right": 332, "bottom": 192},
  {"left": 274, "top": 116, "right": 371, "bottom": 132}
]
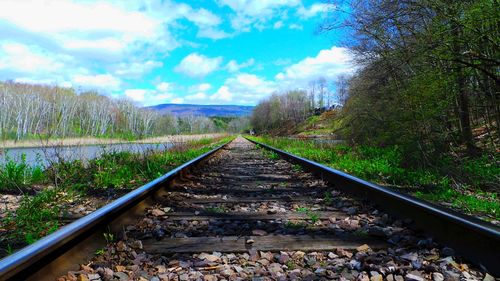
[
  {"left": 248, "top": 135, "right": 499, "bottom": 220},
  {"left": 0, "top": 153, "right": 47, "bottom": 191}
]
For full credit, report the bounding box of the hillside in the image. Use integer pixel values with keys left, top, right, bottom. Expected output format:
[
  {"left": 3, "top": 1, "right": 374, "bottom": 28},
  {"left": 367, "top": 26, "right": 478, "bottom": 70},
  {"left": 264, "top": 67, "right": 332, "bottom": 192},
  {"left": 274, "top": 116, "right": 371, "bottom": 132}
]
[{"left": 148, "top": 104, "right": 254, "bottom": 117}]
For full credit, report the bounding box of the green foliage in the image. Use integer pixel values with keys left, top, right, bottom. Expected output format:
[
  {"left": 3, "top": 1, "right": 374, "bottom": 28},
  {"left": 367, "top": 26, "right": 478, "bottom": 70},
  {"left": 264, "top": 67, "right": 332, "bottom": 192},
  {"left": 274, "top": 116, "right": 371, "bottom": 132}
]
[
  {"left": 4, "top": 188, "right": 66, "bottom": 244},
  {"left": 0, "top": 153, "right": 46, "bottom": 190}
]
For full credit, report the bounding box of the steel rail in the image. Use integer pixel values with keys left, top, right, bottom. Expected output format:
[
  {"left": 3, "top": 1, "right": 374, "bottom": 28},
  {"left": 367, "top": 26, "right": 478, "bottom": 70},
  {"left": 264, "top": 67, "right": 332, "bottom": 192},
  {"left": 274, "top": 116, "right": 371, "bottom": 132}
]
[
  {"left": 245, "top": 136, "right": 500, "bottom": 276},
  {"left": 0, "top": 140, "right": 231, "bottom": 281}
]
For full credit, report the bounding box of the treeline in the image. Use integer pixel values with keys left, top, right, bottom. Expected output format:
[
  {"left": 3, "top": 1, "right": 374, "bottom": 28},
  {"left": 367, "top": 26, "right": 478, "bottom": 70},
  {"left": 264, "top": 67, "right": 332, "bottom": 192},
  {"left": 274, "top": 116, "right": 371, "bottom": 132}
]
[
  {"left": 0, "top": 81, "right": 219, "bottom": 140},
  {"left": 252, "top": 0, "right": 499, "bottom": 163},
  {"left": 251, "top": 90, "right": 312, "bottom": 133},
  {"left": 325, "top": 0, "right": 498, "bottom": 159}
]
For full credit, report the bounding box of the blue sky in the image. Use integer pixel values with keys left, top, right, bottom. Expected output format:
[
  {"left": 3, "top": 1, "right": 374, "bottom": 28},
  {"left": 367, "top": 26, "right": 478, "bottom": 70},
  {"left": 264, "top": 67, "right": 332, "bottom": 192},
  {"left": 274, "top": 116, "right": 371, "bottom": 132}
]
[{"left": 0, "top": 0, "right": 354, "bottom": 106}]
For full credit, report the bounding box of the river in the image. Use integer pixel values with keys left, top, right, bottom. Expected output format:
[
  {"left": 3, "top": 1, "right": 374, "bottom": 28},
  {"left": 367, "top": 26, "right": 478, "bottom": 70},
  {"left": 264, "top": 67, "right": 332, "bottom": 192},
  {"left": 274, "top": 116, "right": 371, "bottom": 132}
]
[{"left": 0, "top": 142, "right": 174, "bottom": 167}]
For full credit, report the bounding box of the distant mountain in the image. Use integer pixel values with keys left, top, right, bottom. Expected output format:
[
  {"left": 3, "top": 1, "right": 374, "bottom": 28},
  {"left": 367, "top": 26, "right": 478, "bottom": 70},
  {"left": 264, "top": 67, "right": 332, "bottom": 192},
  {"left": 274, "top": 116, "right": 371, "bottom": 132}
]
[{"left": 147, "top": 103, "right": 254, "bottom": 117}]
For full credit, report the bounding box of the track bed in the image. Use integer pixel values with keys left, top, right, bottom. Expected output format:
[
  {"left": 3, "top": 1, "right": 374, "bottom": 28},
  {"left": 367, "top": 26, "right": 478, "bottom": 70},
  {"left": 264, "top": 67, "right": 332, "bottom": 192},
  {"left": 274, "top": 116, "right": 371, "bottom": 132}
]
[{"left": 55, "top": 138, "right": 492, "bottom": 281}]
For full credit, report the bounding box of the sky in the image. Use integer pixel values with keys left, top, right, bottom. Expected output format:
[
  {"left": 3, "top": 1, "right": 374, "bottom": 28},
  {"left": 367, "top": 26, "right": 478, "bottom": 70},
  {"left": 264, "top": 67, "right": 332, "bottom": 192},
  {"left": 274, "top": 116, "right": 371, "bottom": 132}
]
[{"left": 0, "top": 0, "right": 355, "bottom": 106}]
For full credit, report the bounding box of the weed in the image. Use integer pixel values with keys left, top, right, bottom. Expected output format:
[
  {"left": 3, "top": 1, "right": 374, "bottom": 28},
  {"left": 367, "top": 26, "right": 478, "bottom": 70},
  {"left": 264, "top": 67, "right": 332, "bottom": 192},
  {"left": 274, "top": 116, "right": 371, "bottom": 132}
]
[
  {"left": 0, "top": 153, "right": 46, "bottom": 190},
  {"left": 205, "top": 206, "right": 225, "bottom": 213},
  {"left": 286, "top": 260, "right": 296, "bottom": 270},
  {"left": 324, "top": 192, "right": 333, "bottom": 204},
  {"left": 95, "top": 248, "right": 105, "bottom": 256},
  {"left": 103, "top": 232, "right": 115, "bottom": 243},
  {"left": 6, "top": 244, "right": 13, "bottom": 255},
  {"left": 308, "top": 212, "right": 319, "bottom": 223},
  {"left": 285, "top": 221, "right": 307, "bottom": 229},
  {"left": 292, "top": 164, "right": 302, "bottom": 172},
  {"left": 4, "top": 188, "right": 65, "bottom": 244},
  {"left": 295, "top": 207, "right": 309, "bottom": 213}
]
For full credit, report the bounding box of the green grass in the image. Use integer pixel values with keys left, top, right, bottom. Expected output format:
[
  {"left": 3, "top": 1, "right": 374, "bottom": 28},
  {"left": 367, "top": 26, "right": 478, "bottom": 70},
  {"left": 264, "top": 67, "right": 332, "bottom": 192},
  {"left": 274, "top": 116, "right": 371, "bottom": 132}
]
[
  {"left": 0, "top": 153, "right": 47, "bottom": 191},
  {"left": 249, "top": 135, "right": 499, "bottom": 220},
  {"left": 3, "top": 188, "right": 69, "bottom": 244}
]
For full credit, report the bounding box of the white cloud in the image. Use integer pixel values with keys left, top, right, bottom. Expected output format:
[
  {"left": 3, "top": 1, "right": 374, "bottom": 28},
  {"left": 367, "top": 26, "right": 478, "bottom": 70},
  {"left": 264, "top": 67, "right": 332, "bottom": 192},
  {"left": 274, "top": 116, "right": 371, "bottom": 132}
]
[
  {"left": 186, "top": 92, "right": 208, "bottom": 101},
  {"left": 273, "top": 21, "right": 284, "bottom": 29},
  {"left": 189, "top": 8, "right": 222, "bottom": 26},
  {"left": 209, "top": 73, "right": 275, "bottom": 104},
  {"left": 226, "top": 58, "right": 255, "bottom": 72},
  {"left": 289, "top": 23, "right": 303, "bottom": 30},
  {"left": 0, "top": 42, "right": 68, "bottom": 73},
  {"left": 275, "top": 46, "right": 355, "bottom": 87},
  {"left": 156, "top": 82, "right": 171, "bottom": 92},
  {"left": 175, "top": 53, "right": 223, "bottom": 78},
  {"left": 189, "top": 83, "right": 212, "bottom": 92},
  {"left": 210, "top": 86, "right": 233, "bottom": 102},
  {"left": 218, "top": 0, "right": 300, "bottom": 32},
  {"left": 115, "top": 60, "right": 163, "bottom": 77},
  {"left": 124, "top": 86, "right": 174, "bottom": 106},
  {"left": 297, "top": 3, "right": 331, "bottom": 19},
  {"left": 72, "top": 74, "right": 122, "bottom": 91},
  {"left": 197, "top": 27, "right": 232, "bottom": 40}
]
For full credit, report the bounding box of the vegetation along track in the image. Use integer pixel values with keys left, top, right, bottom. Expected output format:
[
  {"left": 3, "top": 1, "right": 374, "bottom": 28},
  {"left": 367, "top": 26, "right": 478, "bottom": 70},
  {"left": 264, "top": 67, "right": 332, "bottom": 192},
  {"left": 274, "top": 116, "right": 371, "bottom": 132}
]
[{"left": 0, "top": 137, "right": 499, "bottom": 280}]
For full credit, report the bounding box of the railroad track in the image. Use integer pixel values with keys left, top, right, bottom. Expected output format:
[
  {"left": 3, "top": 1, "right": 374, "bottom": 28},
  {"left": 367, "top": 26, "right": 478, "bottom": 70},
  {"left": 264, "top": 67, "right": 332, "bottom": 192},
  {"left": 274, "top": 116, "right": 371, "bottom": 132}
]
[{"left": 0, "top": 137, "right": 498, "bottom": 280}]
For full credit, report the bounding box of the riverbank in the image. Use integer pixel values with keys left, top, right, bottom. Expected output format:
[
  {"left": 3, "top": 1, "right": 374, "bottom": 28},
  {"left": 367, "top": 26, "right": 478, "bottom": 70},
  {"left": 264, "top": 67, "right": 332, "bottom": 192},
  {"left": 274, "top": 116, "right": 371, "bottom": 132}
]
[
  {"left": 0, "top": 136, "right": 234, "bottom": 256},
  {"left": 0, "top": 133, "right": 225, "bottom": 149}
]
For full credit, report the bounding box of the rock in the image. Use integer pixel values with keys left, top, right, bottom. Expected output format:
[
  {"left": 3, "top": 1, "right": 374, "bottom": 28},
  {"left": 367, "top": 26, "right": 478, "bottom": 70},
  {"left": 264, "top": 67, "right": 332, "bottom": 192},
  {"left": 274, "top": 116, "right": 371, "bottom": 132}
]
[
  {"left": 246, "top": 238, "right": 255, "bottom": 244},
  {"left": 432, "top": 273, "right": 444, "bottom": 281},
  {"left": 155, "top": 265, "right": 166, "bottom": 273},
  {"left": 130, "top": 240, "right": 143, "bottom": 249},
  {"left": 292, "top": 251, "right": 306, "bottom": 260},
  {"left": 357, "top": 244, "right": 371, "bottom": 252},
  {"left": 77, "top": 275, "right": 89, "bottom": 281},
  {"left": 411, "top": 259, "right": 422, "bottom": 270},
  {"left": 405, "top": 273, "right": 424, "bottom": 281},
  {"left": 336, "top": 248, "right": 353, "bottom": 258},
  {"left": 349, "top": 260, "right": 362, "bottom": 271},
  {"left": 252, "top": 229, "right": 268, "bottom": 236},
  {"left": 221, "top": 268, "right": 235, "bottom": 277},
  {"left": 328, "top": 252, "right": 338, "bottom": 259},
  {"left": 203, "top": 275, "right": 217, "bottom": 281},
  {"left": 87, "top": 274, "right": 100, "bottom": 281},
  {"left": 151, "top": 208, "right": 166, "bottom": 216},
  {"left": 386, "top": 274, "right": 395, "bottom": 281},
  {"left": 394, "top": 275, "right": 404, "bottom": 281},
  {"left": 179, "top": 274, "right": 188, "bottom": 281},
  {"left": 199, "top": 253, "right": 220, "bottom": 262},
  {"left": 260, "top": 251, "right": 274, "bottom": 261},
  {"left": 441, "top": 247, "right": 455, "bottom": 257},
  {"left": 258, "top": 259, "right": 270, "bottom": 266},
  {"left": 346, "top": 207, "right": 358, "bottom": 215},
  {"left": 483, "top": 274, "right": 495, "bottom": 281},
  {"left": 401, "top": 253, "right": 418, "bottom": 261},
  {"left": 278, "top": 253, "right": 290, "bottom": 263},
  {"left": 370, "top": 271, "right": 383, "bottom": 281},
  {"left": 249, "top": 249, "right": 260, "bottom": 262},
  {"left": 368, "top": 226, "right": 387, "bottom": 237},
  {"left": 234, "top": 265, "right": 244, "bottom": 273},
  {"left": 113, "top": 272, "right": 129, "bottom": 281}
]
